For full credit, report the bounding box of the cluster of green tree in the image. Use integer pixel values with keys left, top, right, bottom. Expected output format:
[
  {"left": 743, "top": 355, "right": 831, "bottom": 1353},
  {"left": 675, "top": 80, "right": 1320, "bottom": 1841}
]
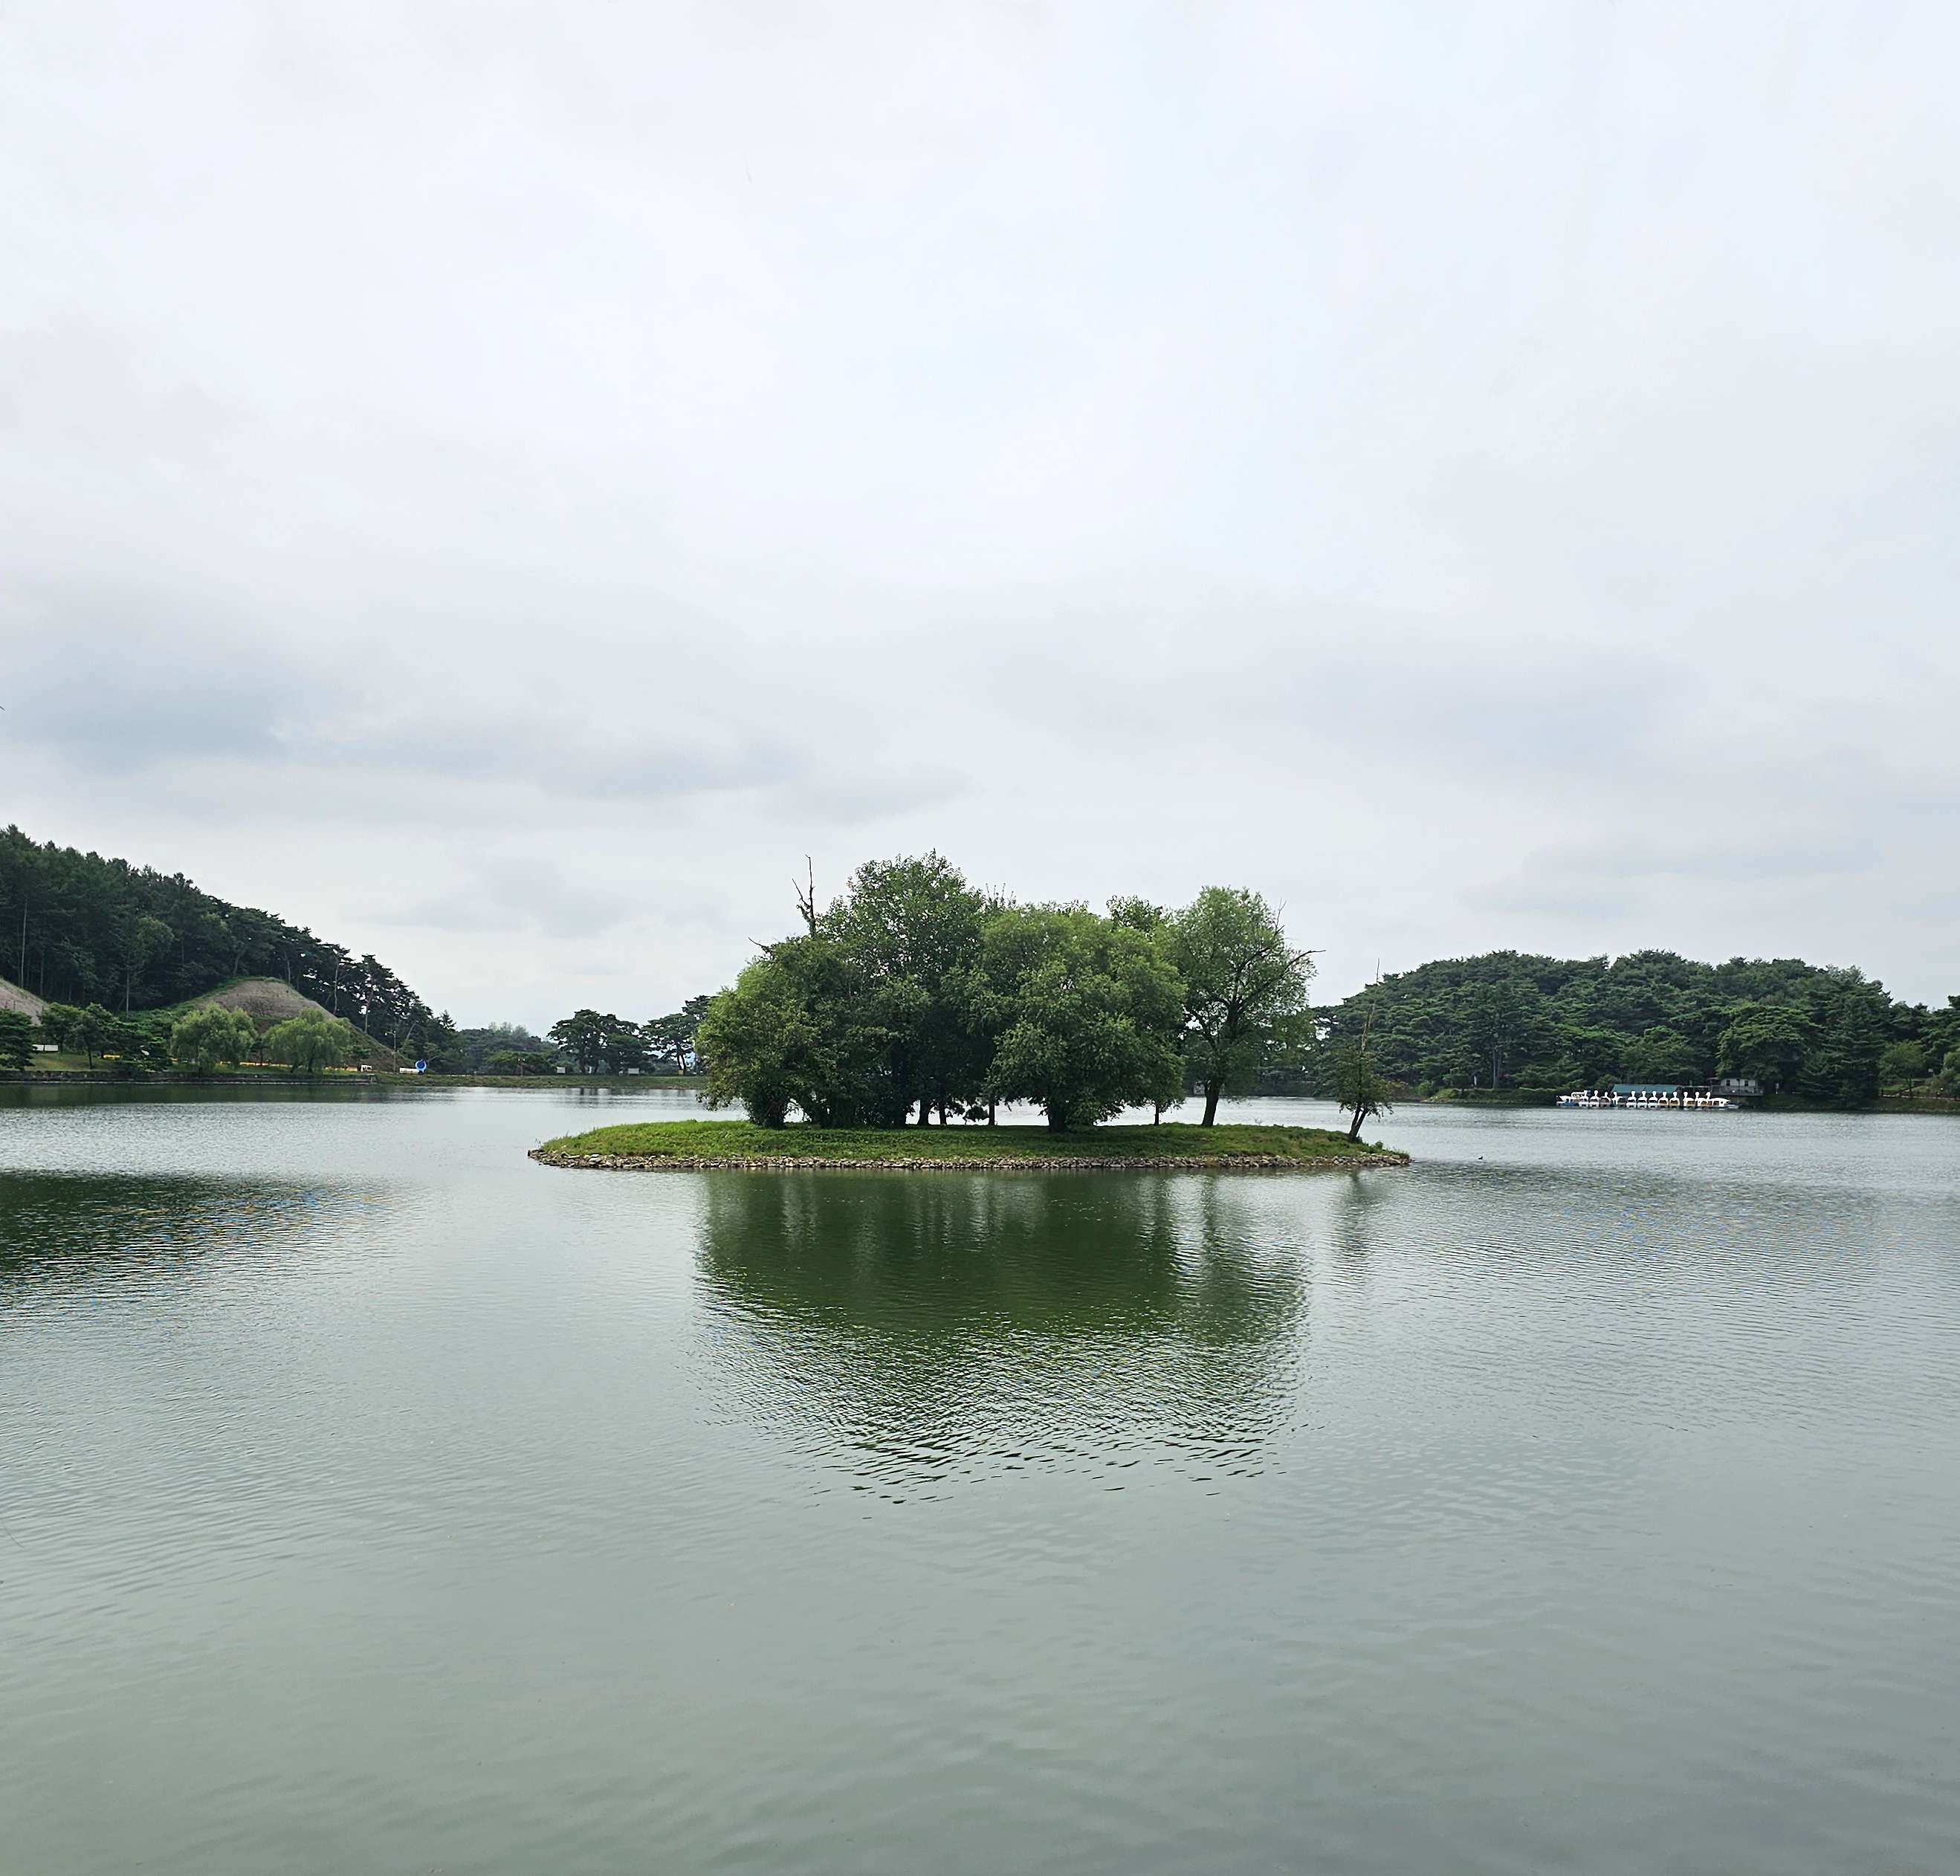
[
  {"left": 5, "top": 1000, "right": 364, "bottom": 1076},
  {"left": 456, "top": 1023, "right": 559, "bottom": 1076},
  {"left": 28, "top": 1000, "right": 178, "bottom": 1068},
  {"left": 542, "top": 1000, "right": 715, "bottom": 1076},
  {"left": 1310, "top": 949, "right": 1960, "bottom": 1105},
  {"left": 0, "top": 825, "right": 459, "bottom": 1065},
  {"left": 695, "top": 855, "right": 1332, "bottom": 1133},
  {"left": 165, "top": 1005, "right": 357, "bottom": 1073}
]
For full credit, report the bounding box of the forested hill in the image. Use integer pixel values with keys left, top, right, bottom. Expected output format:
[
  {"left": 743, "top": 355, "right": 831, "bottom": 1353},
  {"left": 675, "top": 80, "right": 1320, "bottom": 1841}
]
[
  {"left": 0, "top": 826, "right": 453, "bottom": 1058},
  {"left": 1316, "top": 948, "right": 1959, "bottom": 1105}
]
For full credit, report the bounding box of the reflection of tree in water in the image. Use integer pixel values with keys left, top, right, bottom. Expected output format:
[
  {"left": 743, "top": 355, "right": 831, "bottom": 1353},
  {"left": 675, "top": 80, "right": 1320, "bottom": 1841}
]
[
  {"left": 0, "top": 1174, "right": 341, "bottom": 1284},
  {"left": 1327, "top": 1168, "right": 1394, "bottom": 1278},
  {"left": 693, "top": 1173, "right": 1308, "bottom": 1489}
]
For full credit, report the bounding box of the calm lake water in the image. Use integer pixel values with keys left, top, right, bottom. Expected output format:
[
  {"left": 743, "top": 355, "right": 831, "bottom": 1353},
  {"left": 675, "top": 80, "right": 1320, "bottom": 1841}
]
[{"left": 3, "top": 1086, "right": 1958, "bottom": 1874}]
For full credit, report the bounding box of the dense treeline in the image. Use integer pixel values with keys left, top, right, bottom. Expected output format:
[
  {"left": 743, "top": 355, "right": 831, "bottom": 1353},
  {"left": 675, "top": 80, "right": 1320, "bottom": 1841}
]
[
  {"left": 693, "top": 855, "right": 1316, "bottom": 1130},
  {"left": 1312, "top": 949, "right": 1960, "bottom": 1104},
  {"left": 0, "top": 826, "right": 456, "bottom": 1064},
  {"left": 451, "top": 1005, "right": 716, "bottom": 1076}
]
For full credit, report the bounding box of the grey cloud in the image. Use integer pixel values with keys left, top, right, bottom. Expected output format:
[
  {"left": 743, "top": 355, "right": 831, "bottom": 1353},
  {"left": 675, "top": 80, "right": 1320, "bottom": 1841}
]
[
  {"left": 371, "top": 853, "right": 640, "bottom": 941},
  {"left": 1469, "top": 832, "right": 1885, "bottom": 925},
  {"left": 0, "top": 602, "right": 321, "bottom": 771}
]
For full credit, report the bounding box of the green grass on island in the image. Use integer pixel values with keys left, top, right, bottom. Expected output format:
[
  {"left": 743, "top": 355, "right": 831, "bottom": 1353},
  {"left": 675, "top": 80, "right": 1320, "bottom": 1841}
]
[{"left": 532, "top": 1119, "right": 1406, "bottom": 1169}]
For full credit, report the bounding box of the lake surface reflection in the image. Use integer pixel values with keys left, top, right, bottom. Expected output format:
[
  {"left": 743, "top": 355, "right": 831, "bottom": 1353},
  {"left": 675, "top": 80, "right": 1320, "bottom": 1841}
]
[
  {"left": 2, "top": 1085, "right": 1957, "bottom": 1875},
  {"left": 696, "top": 1173, "right": 1308, "bottom": 1491}
]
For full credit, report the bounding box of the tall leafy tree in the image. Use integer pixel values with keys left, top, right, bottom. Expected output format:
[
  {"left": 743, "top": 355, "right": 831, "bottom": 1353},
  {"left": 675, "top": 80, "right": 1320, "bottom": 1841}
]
[
  {"left": 697, "top": 935, "right": 883, "bottom": 1126},
  {"left": 265, "top": 1013, "right": 354, "bottom": 1074},
  {"left": 977, "top": 905, "right": 1186, "bottom": 1131},
  {"left": 548, "top": 1009, "right": 613, "bottom": 1073},
  {"left": 826, "top": 853, "right": 987, "bottom": 1125},
  {"left": 644, "top": 1001, "right": 714, "bottom": 1074},
  {"left": 170, "top": 1005, "right": 258, "bottom": 1073},
  {"left": 69, "top": 1003, "right": 115, "bottom": 1067},
  {"left": 1170, "top": 887, "right": 1315, "bottom": 1125},
  {"left": 1802, "top": 969, "right": 1891, "bottom": 1105},
  {"left": 603, "top": 1018, "right": 649, "bottom": 1072},
  {"left": 1106, "top": 896, "right": 1188, "bottom": 1120}
]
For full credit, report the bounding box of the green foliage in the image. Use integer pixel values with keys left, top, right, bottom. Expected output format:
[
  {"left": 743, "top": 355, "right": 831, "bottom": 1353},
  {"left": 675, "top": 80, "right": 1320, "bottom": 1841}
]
[
  {"left": 1925, "top": 997, "right": 1960, "bottom": 1075},
  {"left": 540, "top": 1119, "right": 1386, "bottom": 1164},
  {"left": 699, "top": 855, "right": 994, "bottom": 1128},
  {"left": 699, "top": 934, "right": 889, "bottom": 1127},
  {"left": 0, "top": 824, "right": 446, "bottom": 1049},
  {"left": 109, "top": 1012, "right": 175, "bottom": 1068},
  {"left": 486, "top": 1049, "right": 555, "bottom": 1076},
  {"left": 39, "top": 1001, "right": 82, "bottom": 1051},
  {"left": 0, "top": 1009, "right": 33, "bottom": 1070},
  {"left": 1716, "top": 1003, "right": 1817, "bottom": 1088},
  {"left": 170, "top": 1004, "right": 259, "bottom": 1073},
  {"left": 547, "top": 1009, "right": 604, "bottom": 1071},
  {"left": 1802, "top": 969, "right": 1891, "bottom": 1105},
  {"left": 1331, "top": 1044, "right": 1395, "bottom": 1142},
  {"left": 548, "top": 1009, "right": 637, "bottom": 1073},
  {"left": 977, "top": 905, "right": 1186, "bottom": 1130},
  {"left": 1626, "top": 1024, "right": 1705, "bottom": 1084},
  {"left": 1171, "top": 887, "right": 1315, "bottom": 1124},
  {"left": 644, "top": 997, "right": 713, "bottom": 1073},
  {"left": 693, "top": 857, "right": 1290, "bottom": 1132},
  {"left": 1552, "top": 1024, "right": 1627, "bottom": 1090},
  {"left": 67, "top": 1003, "right": 116, "bottom": 1066},
  {"left": 1317, "top": 949, "right": 1944, "bottom": 1105},
  {"left": 457, "top": 1023, "right": 554, "bottom": 1072},
  {"left": 529, "top": 997, "right": 713, "bottom": 1078},
  {"left": 1877, "top": 1041, "right": 1927, "bottom": 1090},
  {"left": 263, "top": 1012, "right": 354, "bottom": 1073},
  {"left": 831, "top": 853, "right": 991, "bottom": 1122},
  {"left": 1944, "top": 1046, "right": 1960, "bottom": 1096}
]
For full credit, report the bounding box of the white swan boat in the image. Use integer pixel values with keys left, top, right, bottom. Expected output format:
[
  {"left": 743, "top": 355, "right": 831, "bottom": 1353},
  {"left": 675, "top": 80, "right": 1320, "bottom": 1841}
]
[{"left": 1556, "top": 1084, "right": 1739, "bottom": 1110}]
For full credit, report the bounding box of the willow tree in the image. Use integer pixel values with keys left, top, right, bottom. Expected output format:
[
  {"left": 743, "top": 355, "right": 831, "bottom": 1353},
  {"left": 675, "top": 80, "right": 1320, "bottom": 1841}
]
[
  {"left": 264, "top": 1013, "right": 353, "bottom": 1074},
  {"left": 1171, "top": 888, "right": 1315, "bottom": 1125}
]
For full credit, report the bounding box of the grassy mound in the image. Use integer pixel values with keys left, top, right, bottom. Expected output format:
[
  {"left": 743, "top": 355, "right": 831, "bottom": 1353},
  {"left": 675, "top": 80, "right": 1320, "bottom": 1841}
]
[
  {"left": 193, "top": 977, "right": 334, "bottom": 1023},
  {"left": 531, "top": 1119, "right": 1406, "bottom": 1171}
]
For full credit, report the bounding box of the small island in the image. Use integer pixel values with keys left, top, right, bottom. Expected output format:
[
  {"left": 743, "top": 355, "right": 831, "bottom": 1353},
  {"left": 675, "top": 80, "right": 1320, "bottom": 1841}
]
[
  {"left": 531, "top": 1119, "right": 1407, "bottom": 1172},
  {"left": 530, "top": 859, "right": 1408, "bottom": 1173}
]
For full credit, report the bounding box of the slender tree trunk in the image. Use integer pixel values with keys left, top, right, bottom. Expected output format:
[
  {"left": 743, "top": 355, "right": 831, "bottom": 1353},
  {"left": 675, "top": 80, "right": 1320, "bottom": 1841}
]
[
  {"left": 987, "top": 1099, "right": 997, "bottom": 1127},
  {"left": 1347, "top": 1107, "right": 1365, "bottom": 1142},
  {"left": 1201, "top": 1081, "right": 1222, "bottom": 1126}
]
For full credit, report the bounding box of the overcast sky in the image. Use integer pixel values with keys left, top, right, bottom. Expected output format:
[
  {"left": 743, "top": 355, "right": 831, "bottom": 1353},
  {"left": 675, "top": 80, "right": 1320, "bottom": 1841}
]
[{"left": 4, "top": 1, "right": 1956, "bottom": 1026}]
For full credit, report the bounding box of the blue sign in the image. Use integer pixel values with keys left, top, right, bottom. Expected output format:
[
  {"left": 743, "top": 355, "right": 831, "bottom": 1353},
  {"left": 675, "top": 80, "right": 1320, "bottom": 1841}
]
[{"left": 415, "top": 1060, "right": 427, "bottom": 1073}]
